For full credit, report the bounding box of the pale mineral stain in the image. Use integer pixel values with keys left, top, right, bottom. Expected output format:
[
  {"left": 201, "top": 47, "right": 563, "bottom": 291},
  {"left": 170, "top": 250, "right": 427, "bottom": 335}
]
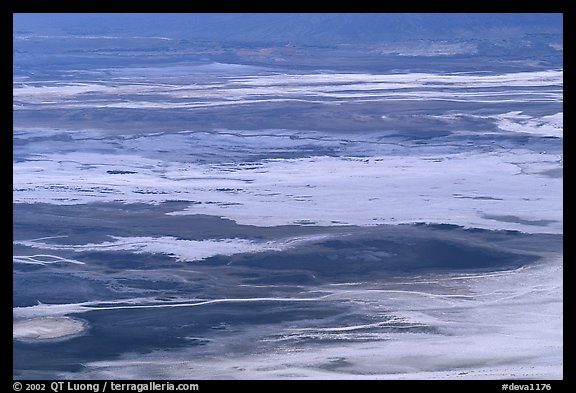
[{"left": 13, "top": 317, "right": 88, "bottom": 341}]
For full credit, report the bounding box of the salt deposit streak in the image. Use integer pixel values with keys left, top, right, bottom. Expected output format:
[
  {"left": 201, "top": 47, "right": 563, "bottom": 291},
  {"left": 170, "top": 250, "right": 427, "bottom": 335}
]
[
  {"left": 15, "top": 234, "right": 331, "bottom": 262},
  {"left": 13, "top": 70, "right": 563, "bottom": 110},
  {"left": 12, "top": 297, "right": 328, "bottom": 320},
  {"left": 495, "top": 112, "right": 563, "bottom": 138},
  {"left": 424, "top": 111, "right": 563, "bottom": 138},
  {"left": 13, "top": 254, "right": 86, "bottom": 265}
]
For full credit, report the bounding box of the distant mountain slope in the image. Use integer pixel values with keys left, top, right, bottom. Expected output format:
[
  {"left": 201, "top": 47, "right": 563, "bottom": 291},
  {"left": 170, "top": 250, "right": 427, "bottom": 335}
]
[{"left": 13, "top": 13, "right": 562, "bottom": 45}]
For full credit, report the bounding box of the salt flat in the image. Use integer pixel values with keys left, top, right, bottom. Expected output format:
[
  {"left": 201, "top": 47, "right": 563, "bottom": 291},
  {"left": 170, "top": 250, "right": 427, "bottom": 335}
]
[{"left": 13, "top": 14, "right": 563, "bottom": 380}]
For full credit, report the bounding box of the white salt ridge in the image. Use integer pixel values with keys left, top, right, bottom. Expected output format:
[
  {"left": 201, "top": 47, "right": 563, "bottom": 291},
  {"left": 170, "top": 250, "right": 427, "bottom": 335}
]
[
  {"left": 15, "top": 234, "right": 331, "bottom": 263},
  {"left": 13, "top": 297, "right": 326, "bottom": 319},
  {"left": 13, "top": 254, "right": 86, "bottom": 265},
  {"left": 14, "top": 298, "right": 161, "bottom": 319}
]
